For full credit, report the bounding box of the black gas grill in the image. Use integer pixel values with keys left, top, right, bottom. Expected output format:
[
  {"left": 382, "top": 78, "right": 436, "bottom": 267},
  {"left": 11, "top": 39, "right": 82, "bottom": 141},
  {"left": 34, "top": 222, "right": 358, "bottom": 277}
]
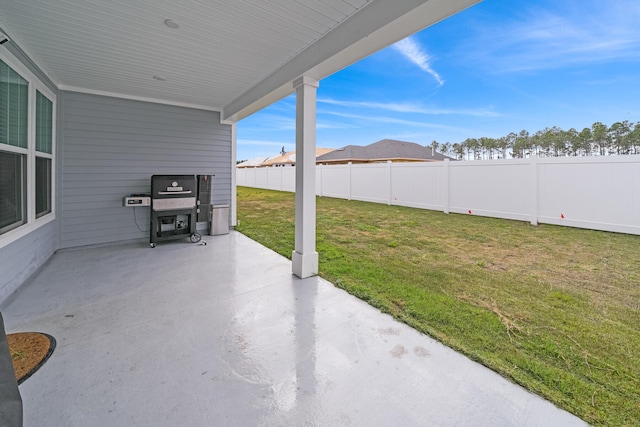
[{"left": 149, "top": 175, "right": 201, "bottom": 247}]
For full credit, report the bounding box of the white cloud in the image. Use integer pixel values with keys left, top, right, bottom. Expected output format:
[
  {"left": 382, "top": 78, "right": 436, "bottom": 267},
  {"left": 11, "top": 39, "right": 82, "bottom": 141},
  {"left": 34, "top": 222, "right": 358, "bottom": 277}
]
[
  {"left": 393, "top": 37, "right": 444, "bottom": 86},
  {"left": 465, "top": 1, "right": 640, "bottom": 73},
  {"left": 237, "top": 139, "right": 293, "bottom": 148},
  {"left": 316, "top": 121, "right": 357, "bottom": 130},
  {"left": 319, "top": 98, "right": 426, "bottom": 113},
  {"left": 235, "top": 139, "right": 295, "bottom": 160},
  {"left": 241, "top": 114, "right": 296, "bottom": 131},
  {"left": 324, "top": 111, "right": 460, "bottom": 131},
  {"left": 318, "top": 98, "right": 500, "bottom": 117}
]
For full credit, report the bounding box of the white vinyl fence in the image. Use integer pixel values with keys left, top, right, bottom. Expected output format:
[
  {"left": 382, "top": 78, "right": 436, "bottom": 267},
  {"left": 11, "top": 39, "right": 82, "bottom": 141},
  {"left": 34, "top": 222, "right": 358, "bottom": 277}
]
[{"left": 237, "top": 156, "right": 640, "bottom": 235}]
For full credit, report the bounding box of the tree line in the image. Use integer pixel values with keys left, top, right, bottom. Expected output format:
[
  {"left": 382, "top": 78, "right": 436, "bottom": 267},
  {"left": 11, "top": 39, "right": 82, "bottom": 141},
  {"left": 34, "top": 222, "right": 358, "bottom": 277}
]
[{"left": 433, "top": 120, "right": 640, "bottom": 160}]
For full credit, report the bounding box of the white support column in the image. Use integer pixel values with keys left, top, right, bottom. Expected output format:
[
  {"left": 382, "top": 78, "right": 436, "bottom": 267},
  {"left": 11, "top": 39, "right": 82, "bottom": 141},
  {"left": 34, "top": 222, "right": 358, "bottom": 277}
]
[
  {"left": 230, "top": 121, "right": 238, "bottom": 226},
  {"left": 292, "top": 76, "right": 319, "bottom": 278}
]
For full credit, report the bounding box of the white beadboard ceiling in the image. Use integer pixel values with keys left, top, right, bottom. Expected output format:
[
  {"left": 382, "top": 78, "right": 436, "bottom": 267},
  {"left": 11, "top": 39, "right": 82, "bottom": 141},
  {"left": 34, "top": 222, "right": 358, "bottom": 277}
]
[{"left": 0, "top": 0, "right": 480, "bottom": 120}]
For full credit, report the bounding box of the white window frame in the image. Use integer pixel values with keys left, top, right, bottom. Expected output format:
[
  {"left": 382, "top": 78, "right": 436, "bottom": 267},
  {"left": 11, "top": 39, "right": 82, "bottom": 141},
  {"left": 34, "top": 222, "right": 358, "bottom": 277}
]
[{"left": 0, "top": 49, "right": 56, "bottom": 249}]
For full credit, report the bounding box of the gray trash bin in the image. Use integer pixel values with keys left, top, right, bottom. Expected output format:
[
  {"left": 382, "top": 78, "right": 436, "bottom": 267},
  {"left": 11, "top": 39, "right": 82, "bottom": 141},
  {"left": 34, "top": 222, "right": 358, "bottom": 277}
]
[{"left": 209, "top": 204, "right": 230, "bottom": 235}]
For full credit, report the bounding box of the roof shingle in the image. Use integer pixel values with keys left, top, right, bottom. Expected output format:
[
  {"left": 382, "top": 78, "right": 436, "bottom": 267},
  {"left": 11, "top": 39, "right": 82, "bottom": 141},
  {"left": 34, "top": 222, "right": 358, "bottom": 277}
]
[{"left": 316, "top": 139, "right": 453, "bottom": 163}]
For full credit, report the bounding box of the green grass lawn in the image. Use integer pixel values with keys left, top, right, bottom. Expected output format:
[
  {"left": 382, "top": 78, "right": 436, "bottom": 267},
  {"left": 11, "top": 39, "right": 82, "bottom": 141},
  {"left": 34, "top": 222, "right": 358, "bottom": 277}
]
[{"left": 235, "top": 186, "right": 640, "bottom": 426}]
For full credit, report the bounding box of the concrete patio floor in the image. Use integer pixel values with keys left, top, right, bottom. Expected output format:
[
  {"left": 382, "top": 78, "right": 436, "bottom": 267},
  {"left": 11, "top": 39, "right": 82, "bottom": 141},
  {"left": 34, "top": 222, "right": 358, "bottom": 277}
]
[{"left": 1, "top": 231, "right": 587, "bottom": 426}]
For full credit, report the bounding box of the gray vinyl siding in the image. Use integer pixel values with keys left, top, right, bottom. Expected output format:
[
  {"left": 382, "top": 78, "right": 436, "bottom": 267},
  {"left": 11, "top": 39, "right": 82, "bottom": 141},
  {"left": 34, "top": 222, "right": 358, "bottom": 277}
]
[
  {"left": 59, "top": 91, "right": 232, "bottom": 248},
  {"left": 0, "top": 221, "right": 57, "bottom": 306},
  {"left": 0, "top": 38, "right": 59, "bottom": 305}
]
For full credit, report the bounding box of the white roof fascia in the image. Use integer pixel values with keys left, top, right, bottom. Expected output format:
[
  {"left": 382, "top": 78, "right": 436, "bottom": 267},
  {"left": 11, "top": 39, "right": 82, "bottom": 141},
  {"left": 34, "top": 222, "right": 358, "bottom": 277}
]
[{"left": 223, "top": 0, "right": 481, "bottom": 122}]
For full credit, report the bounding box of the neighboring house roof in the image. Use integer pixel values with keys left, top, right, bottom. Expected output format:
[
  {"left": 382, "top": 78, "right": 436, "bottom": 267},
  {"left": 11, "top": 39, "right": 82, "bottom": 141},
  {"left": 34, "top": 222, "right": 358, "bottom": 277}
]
[
  {"left": 260, "top": 148, "right": 335, "bottom": 166},
  {"left": 316, "top": 139, "right": 454, "bottom": 163},
  {"left": 236, "top": 156, "right": 270, "bottom": 168},
  {"left": 261, "top": 152, "right": 296, "bottom": 166}
]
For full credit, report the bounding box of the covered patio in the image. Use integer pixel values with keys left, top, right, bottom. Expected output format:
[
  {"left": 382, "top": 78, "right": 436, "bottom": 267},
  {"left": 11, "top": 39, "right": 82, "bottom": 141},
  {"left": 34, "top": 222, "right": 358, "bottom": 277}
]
[
  {"left": 1, "top": 233, "right": 586, "bottom": 426},
  {"left": 0, "top": 0, "right": 488, "bottom": 296},
  {"left": 0, "top": 1, "right": 588, "bottom": 424}
]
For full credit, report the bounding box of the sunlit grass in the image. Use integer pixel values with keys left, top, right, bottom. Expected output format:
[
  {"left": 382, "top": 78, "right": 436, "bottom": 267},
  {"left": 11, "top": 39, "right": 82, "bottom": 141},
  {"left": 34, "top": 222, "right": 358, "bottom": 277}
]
[{"left": 236, "top": 186, "right": 640, "bottom": 426}]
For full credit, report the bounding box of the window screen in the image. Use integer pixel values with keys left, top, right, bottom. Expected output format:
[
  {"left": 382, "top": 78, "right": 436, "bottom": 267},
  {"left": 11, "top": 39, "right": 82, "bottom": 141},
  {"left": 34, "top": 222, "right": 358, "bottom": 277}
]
[
  {"left": 35, "top": 90, "right": 53, "bottom": 217},
  {"left": 35, "top": 157, "right": 51, "bottom": 218},
  {"left": 36, "top": 91, "right": 53, "bottom": 154}
]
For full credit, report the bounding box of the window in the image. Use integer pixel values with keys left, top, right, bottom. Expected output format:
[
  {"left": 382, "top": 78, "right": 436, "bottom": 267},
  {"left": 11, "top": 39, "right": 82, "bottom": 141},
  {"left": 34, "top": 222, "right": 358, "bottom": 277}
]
[
  {"left": 0, "top": 55, "right": 56, "bottom": 241},
  {"left": 0, "top": 58, "right": 28, "bottom": 233},
  {"left": 36, "top": 91, "right": 53, "bottom": 217}
]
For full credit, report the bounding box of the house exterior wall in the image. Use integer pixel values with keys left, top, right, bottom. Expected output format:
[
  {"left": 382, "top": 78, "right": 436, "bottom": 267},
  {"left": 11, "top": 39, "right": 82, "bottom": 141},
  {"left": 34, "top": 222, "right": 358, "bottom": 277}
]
[
  {"left": 59, "top": 91, "right": 232, "bottom": 248},
  {"left": 0, "top": 221, "right": 58, "bottom": 305},
  {"left": 0, "top": 42, "right": 59, "bottom": 305},
  {"left": 2, "top": 89, "right": 233, "bottom": 304}
]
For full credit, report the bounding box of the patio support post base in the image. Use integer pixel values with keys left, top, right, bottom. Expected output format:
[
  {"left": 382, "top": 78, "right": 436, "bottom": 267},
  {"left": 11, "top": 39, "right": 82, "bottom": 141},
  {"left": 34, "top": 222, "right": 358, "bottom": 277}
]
[
  {"left": 292, "top": 76, "right": 319, "bottom": 279},
  {"left": 292, "top": 250, "right": 319, "bottom": 279}
]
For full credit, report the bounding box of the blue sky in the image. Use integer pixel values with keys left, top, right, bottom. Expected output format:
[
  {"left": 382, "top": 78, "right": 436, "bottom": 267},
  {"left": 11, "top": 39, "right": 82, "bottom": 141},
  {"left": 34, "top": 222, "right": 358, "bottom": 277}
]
[{"left": 236, "top": 0, "right": 640, "bottom": 161}]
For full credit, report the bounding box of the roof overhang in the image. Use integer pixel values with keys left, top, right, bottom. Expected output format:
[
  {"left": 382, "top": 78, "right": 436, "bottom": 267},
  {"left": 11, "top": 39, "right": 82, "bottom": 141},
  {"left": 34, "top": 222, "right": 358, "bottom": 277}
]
[
  {"left": 0, "top": 0, "right": 480, "bottom": 122},
  {"left": 223, "top": 0, "right": 481, "bottom": 121}
]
